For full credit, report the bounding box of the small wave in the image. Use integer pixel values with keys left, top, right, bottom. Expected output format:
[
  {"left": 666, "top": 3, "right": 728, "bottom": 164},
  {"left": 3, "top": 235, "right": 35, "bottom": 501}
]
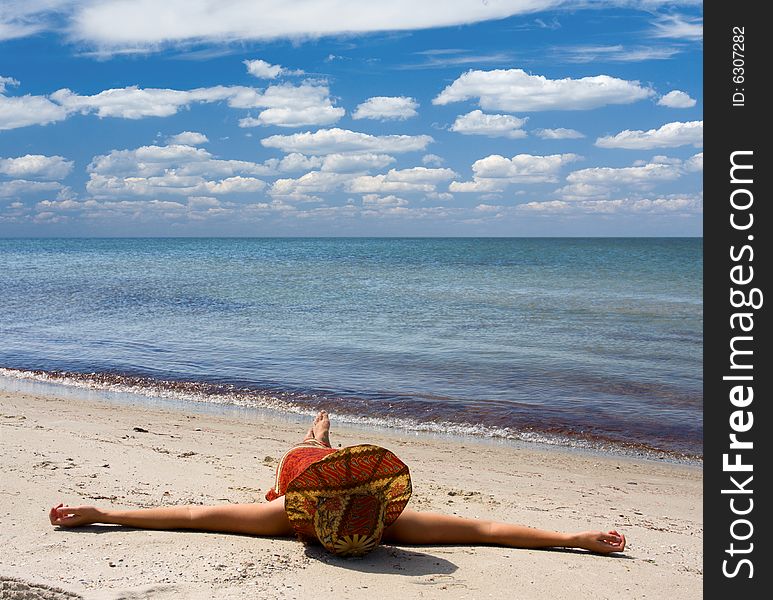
[{"left": 0, "top": 367, "right": 701, "bottom": 463}]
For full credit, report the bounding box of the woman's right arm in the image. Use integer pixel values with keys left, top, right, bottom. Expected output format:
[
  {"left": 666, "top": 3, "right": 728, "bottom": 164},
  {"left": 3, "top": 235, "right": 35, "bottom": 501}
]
[{"left": 49, "top": 499, "right": 294, "bottom": 537}]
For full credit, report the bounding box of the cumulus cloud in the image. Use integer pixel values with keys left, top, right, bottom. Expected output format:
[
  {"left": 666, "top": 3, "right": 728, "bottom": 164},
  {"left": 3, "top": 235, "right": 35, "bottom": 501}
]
[
  {"left": 270, "top": 171, "right": 347, "bottom": 199},
  {"left": 422, "top": 154, "right": 445, "bottom": 166},
  {"left": 564, "top": 162, "right": 682, "bottom": 189},
  {"left": 243, "top": 58, "right": 303, "bottom": 79},
  {"left": 450, "top": 153, "right": 579, "bottom": 192},
  {"left": 0, "top": 90, "right": 69, "bottom": 130},
  {"left": 348, "top": 167, "right": 457, "bottom": 194},
  {"left": 319, "top": 153, "right": 396, "bottom": 173},
  {"left": 595, "top": 120, "right": 703, "bottom": 149},
  {"left": 684, "top": 152, "right": 703, "bottom": 172},
  {"left": 167, "top": 131, "right": 209, "bottom": 145},
  {"left": 362, "top": 194, "right": 409, "bottom": 207},
  {"left": 51, "top": 82, "right": 343, "bottom": 128},
  {"left": 0, "top": 154, "right": 73, "bottom": 180},
  {"left": 534, "top": 128, "right": 584, "bottom": 139},
  {"left": 2, "top": 80, "right": 343, "bottom": 129},
  {"left": 352, "top": 96, "right": 419, "bottom": 121},
  {"left": 433, "top": 68, "right": 653, "bottom": 111},
  {"left": 261, "top": 128, "right": 433, "bottom": 155},
  {"left": 86, "top": 143, "right": 269, "bottom": 198},
  {"left": 657, "top": 90, "right": 697, "bottom": 108},
  {"left": 267, "top": 153, "right": 324, "bottom": 173},
  {"left": 449, "top": 110, "right": 527, "bottom": 138},
  {"left": 556, "top": 153, "right": 702, "bottom": 200},
  {"left": 0, "top": 179, "right": 63, "bottom": 197}
]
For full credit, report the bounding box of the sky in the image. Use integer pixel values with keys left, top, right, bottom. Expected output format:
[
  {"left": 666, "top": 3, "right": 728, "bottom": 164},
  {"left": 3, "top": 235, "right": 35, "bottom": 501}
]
[{"left": 0, "top": 0, "right": 703, "bottom": 237}]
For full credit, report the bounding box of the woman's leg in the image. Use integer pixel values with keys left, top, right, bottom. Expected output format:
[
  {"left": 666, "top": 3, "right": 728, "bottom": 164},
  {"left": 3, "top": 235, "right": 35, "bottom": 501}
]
[
  {"left": 383, "top": 510, "right": 625, "bottom": 554},
  {"left": 49, "top": 497, "right": 294, "bottom": 537}
]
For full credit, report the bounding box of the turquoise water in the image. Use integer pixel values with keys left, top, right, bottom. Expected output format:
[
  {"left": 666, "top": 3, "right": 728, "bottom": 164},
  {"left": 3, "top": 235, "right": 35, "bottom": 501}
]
[{"left": 0, "top": 238, "right": 702, "bottom": 458}]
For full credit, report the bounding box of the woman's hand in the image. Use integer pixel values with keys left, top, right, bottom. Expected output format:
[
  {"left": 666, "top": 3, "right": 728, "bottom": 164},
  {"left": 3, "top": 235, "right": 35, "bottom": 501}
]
[
  {"left": 49, "top": 504, "right": 102, "bottom": 527},
  {"left": 573, "top": 530, "right": 626, "bottom": 553}
]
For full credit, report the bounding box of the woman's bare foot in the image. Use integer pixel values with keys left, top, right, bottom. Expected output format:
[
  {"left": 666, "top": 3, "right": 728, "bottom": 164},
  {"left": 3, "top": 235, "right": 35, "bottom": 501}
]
[{"left": 312, "top": 410, "right": 331, "bottom": 447}]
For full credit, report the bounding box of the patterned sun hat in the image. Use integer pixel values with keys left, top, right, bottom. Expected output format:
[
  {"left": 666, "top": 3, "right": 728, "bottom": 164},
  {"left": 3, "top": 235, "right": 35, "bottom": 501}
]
[{"left": 284, "top": 444, "right": 412, "bottom": 557}]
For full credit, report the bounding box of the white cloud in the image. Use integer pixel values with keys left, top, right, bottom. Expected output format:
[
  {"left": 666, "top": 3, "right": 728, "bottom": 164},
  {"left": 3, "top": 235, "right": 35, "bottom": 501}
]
[
  {"left": 0, "top": 91, "right": 69, "bottom": 130},
  {"left": 35, "top": 196, "right": 239, "bottom": 222},
  {"left": 534, "top": 128, "right": 584, "bottom": 139},
  {"left": 595, "top": 120, "right": 703, "bottom": 149},
  {"left": 320, "top": 153, "right": 396, "bottom": 173},
  {"left": 0, "top": 75, "right": 20, "bottom": 93},
  {"left": 237, "top": 82, "right": 344, "bottom": 127},
  {"left": 267, "top": 153, "right": 324, "bottom": 173},
  {"left": 422, "top": 154, "right": 445, "bottom": 166},
  {"left": 565, "top": 162, "right": 682, "bottom": 188},
  {"left": 553, "top": 44, "right": 682, "bottom": 63},
  {"left": 49, "top": 81, "right": 343, "bottom": 128},
  {"left": 0, "top": 154, "right": 73, "bottom": 180},
  {"left": 433, "top": 68, "right": 653, "bottom": 111},
  {"left": 555, "top": 155, "right": 700, "bottom": 200},
  {"left": 244, "top": 59, "right": 283, "bottom": 79},
  {"left": 348, "top": 167, "right": 457, "bottom": 194},
  {"left": 204, "top": 176, "right": 266, "bottom": 194},
  {"left": 167, "top": 131, "right": 209, "bottom": 145},
  {"left": 450, "top": 153, "right": 579, "bottom": 192},
  {"left": 684, "top": 152, "right": 703, "bottom": 172},
  {"left": 1, "top": 80, "right": 342, "bottom": 130},
  {"left": 657, "top": 90, "right": 697, "bottom": 108},
  {"left": 261, "top": 128, "right": 433, "bottom": 155},
  {"left": 89, "top": 144, "right": 273, "bottom": 178},
  {"left": 0, "top": 179, "right": 63, "bottom": 197},
  {"left": 86, "top": 143, "right": 269, "bottom": 198},
  {"left": 68, "top": 1, "right": 564, "bottom": 49},
  {"left": 270, "top": 171, "right": 348, "bottom": 199},
  {"left": 362, "top": 194, "right": 409, "bottom": 207},
  {"left": 449, "top": 110, "right": 527, "bottom": 138},
  {"left": 650, "top": 14, "right": 703, "bottom": 41},
  {"left": 352, "top": 96, "right": 419, "bottom": 121},
  {"left": 384, "top": 167, "right": 457, "bottom": 183},
  {"left": 519, "top": 194, "right": 703, "bottom": 215},
  {"left": 50, "top": 85, "right": 223, "bottom": 119},
  {"left": 475, "top": 203, "right": 503, "bottom": 213}
]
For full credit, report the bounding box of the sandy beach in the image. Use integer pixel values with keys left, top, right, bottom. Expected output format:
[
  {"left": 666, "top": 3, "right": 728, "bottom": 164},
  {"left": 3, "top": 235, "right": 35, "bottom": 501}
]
[{"left": 0, "top": 387, "right": 702, "bottom": 600}]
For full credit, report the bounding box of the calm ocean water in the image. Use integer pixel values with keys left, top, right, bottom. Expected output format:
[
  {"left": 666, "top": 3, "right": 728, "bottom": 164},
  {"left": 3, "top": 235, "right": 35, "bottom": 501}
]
[{"left": 0, "top": 238, "right": 702, "bottom": 459}]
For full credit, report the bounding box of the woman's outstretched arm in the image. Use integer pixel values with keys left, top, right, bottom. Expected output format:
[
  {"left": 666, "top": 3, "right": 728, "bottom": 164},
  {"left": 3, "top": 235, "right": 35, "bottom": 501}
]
[
  {"left": 383, "top": 510, "right": 625, "bottom": 554},
  {"left": 49, "top": 498, "right": 293, "bottom": 537}
]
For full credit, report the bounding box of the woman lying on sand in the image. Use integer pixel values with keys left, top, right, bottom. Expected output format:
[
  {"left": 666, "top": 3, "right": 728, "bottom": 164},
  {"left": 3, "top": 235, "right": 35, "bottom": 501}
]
[{"left": 49, "top": 411, "right": 626, "bottom": 558}]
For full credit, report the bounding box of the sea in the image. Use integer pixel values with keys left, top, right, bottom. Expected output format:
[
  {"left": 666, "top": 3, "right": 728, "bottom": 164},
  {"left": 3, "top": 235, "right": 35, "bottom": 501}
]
[{"left": 0, "top": 237, "right": 702, "bottom": 461}]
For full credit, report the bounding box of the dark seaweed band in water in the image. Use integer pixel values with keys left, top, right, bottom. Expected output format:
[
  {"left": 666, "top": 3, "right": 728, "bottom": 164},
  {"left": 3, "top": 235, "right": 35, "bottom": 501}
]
[{"left": 0, "top": 367, "right": 702, "bottom": 462}]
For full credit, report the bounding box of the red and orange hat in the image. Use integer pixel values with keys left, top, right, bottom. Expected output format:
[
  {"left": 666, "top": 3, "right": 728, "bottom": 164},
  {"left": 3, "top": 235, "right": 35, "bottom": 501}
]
[{"left": 284, "top": 444, "right": 412, "bottom": 557}]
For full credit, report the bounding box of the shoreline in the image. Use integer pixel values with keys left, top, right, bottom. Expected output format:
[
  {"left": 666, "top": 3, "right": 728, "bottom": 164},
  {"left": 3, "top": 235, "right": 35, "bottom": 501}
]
[
  {"left": 0, "top": 368, "right": 703, "bottom": 463},
  {"left": 1, "top": 386, "right": 702, "bottom": 599}
]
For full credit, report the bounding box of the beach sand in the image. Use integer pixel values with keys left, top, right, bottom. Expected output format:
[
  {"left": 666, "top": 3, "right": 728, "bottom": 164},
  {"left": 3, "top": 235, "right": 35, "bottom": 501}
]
[{"left": 0, "top": 388, "right": 702, "bottom": 599}]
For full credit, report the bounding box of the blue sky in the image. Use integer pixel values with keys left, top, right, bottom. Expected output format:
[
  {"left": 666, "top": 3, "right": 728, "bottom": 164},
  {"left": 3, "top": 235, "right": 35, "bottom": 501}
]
[{"left": 0, "top": 1, "right": 703, "bottom": 236}]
